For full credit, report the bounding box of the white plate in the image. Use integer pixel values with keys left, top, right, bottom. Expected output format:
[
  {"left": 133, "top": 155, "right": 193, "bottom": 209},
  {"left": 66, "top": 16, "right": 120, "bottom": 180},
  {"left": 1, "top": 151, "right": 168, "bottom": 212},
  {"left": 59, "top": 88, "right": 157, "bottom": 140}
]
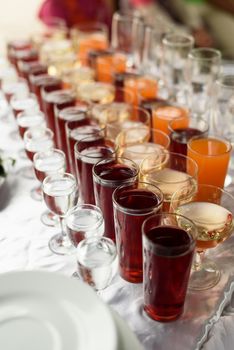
[
  {"left": 111, "top": 309, "right": 143, "bottom": 350},
  {"left": 0, "top": 271, "right": 118, "bottom": 350}
]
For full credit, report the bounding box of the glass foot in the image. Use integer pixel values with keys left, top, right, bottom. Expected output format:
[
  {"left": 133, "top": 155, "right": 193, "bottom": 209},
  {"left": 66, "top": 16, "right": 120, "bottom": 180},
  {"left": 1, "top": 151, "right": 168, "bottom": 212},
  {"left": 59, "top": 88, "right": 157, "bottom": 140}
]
[
  {"left": 30, "top": 186, "right": 42, "bottom": 201},
  {"left": 189, "top": 259, "right": 221, "bottom": 291},
  {"left": 19, "top": 165, "right": 35, "bottom": 179},
  {"left": 48, "top": 233, "right": 76, "bottom": 255},
  {"left": 40, "top": 210, "right": 59, "bottom": 227}
]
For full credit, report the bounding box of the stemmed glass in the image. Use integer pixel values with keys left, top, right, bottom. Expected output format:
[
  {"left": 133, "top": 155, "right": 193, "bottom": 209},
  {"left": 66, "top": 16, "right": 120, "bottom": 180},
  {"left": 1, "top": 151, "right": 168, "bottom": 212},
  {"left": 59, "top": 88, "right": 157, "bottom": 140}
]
[
  {"left": 171, "top": 184, "right": 234, "bottom": 290},
  {"left": 33, "top": 148, "right": 66, "bottom": 210},
  {"left": 186, "top": 48, "right": 221, "bottom": 120},
  {"left": 162, "top": 33, "right": 194, "bottom": 103},
  {"left": 23, "top": 127, "right": 54, "bottom": 179},
  {"left": 42, "top": 173, "right": 78, "bottom": 255},
  {"left": 111, "top": 12, "right": 145, "bottom": 69}
]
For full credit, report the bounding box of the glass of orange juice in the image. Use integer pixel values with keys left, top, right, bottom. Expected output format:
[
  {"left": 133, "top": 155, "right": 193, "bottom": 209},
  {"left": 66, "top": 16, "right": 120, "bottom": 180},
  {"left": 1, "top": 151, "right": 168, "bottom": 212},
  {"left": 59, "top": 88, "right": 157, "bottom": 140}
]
[
  {"left": 124, "top": 75, "right": 158, "bottom": 106},
  {"left": 96, "top": 52, "right": 127, "bottom": 83},
  {"left": 188, "top": 136, "right": 232, "bottom": 188},
  {"left": 152, "top": 105, "right": 189, "bottom": 135}
]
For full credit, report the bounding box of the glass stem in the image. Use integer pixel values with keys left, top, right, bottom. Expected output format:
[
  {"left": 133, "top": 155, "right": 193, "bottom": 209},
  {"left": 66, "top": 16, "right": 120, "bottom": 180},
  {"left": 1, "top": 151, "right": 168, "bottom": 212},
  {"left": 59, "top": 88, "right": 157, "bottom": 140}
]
[
  {"left": 59, "top": 217, "right": 66, "bottom": 238},
  {"left": 193, "top": 250, "right": 205, "bottom": 271}
]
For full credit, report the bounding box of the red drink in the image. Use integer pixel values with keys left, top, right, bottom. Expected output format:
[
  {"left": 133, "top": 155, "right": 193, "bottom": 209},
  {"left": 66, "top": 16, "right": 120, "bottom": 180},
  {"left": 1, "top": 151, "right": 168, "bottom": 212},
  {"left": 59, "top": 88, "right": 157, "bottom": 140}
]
[
  {"left": 19, "top": 61, "right": 48, "bottom": 87},
  {"left": 93, "top": 159, "right": 139, "bottom": 242},
  {"left": 170, "top": 127, "right": 204, "bottom": 155},
  {"left": 14, "top": 49, "right": 39, "bottom": 74},
  {"left": 7, "top": 39, "right": 32, "bottom": 64},
  {"left": 57, "top": 103, "right": 89, "bottom": 159},
  {"left": 42, "top": 90, "right": 75, "bottom": 144},
  {"left": 113, "top": 183, "right": 163, "bottom": 283},
  {"left": 66, "top": 122, "right": 101, "bottom": 175},
  {"left": 31, "top": 75, "right": 62, "bottom": 111},
  {"left": 75, "top": 136, "right": 114, "bottom": 205},
  {"left": 143, "top": 226, "right": 194, "bottom": 321}
]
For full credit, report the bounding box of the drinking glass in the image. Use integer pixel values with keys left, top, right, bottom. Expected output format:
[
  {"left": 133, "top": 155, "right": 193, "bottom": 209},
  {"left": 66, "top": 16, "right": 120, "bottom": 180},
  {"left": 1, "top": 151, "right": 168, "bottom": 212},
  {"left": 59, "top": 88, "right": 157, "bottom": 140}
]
[
  {"left": 42, "top": 172, "right": 78, "bottom": 255},
  {"left": 142, "top": 212, "right": 197, "bottom": 321},
  {"left": 23, "top": 127, "right": 54, "bottom": 179},
  {"left": 74, "top": 132, "right": 116, "bottom": 204},
  {"left": 56, "top": 102, "right": 89, "bottom": 162},
  {"left": 61, "top": 66, "right": 95, "bottom": 89},
  {"left": 211, "top": 74, "right": 234, "bottom": 142},
  {"left": 113, "top": 181, "right": 163, "bottom": 283},
  {"left": 142, "top": 24, "right": 170, "bottom": 79},
  {"left": 186, "top": 48, "right": 221, "bottom": 118},
  {"left": 111, "top": 13, "right": 144, "bottom": 69},
  {"left": 118, "top": 129, "right": 170, "bottom": 165},
  {"left": 18, "top": 61, "right": 47, "bottom": 87},
  {"left": 10, "top": 92, "right": 39, "bottom": 118},
  {"left": 2, "top": 77, "right": 28, "bottom": 103},
  {"left": 33, "top": 148, "right": 66, "bottom": 208},
  {"left": 17, "top": 110, "right": 46, "bottom": 140},
  {"left": 42, "top": 89, "right": 76, "bottom": 143},
  {"left": 169, "top": 116, "right": 209, "bottom": 155},
  {"left": 30, "top": 74, "right": 62, "bottom": 111},
  {"left": 76, "top": 236, "right": 117, "bottom": 291},
  {"left": 77, "top": 82, "right": 115, "bottom": 104},
  {"left": 152, "top": 103, "right": 189, "bottom": 135},
  {"left": 171, "top": 184, "right": 234, "bottom": 290},
  {"left": 66, "top": 117, "right": 101, "bottom": 176},
  {"left": 93, "top": 157, "right": 139, "bottom": 241},
  {"left": 124, "top": 74, "right": 158, "bottom": 106},
  {"left": 162, "top": 33, "right": 194, "bottom": 102},
  {"left": 71, "top": 22, "right": 108, "bottom": 63},
  {"left": 66, "top": 204, "right": 104, "bottom": 247},
  {"left": 187, "top": 135, "right": 232, "bottom": 188},
  {"left": 96, "top": 52, "right": 127, "bottom": 83},
  {"left": 140, "top": 151, "right": 198, "bottom": 211}
]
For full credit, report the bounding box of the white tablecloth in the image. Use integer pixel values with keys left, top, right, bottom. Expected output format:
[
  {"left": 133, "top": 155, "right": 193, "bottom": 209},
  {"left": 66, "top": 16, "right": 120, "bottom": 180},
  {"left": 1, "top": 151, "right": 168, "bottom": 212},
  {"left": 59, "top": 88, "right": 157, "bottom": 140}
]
[{"left": 1, "top": 112, "right": 234, "bottom": 350}]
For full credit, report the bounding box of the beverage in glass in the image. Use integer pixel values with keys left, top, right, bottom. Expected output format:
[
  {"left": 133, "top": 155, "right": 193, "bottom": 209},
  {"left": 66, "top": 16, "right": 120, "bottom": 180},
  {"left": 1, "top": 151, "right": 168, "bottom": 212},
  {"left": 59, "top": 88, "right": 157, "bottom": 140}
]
[
  {"left": 17, "top": 110, "right": 46, "bottom": 139},
  {"left": 93, "top": 157, "right": 139, "bottom": 241},
  {"left": 142, "top": 212, "right": 197, "bottom": 321}
]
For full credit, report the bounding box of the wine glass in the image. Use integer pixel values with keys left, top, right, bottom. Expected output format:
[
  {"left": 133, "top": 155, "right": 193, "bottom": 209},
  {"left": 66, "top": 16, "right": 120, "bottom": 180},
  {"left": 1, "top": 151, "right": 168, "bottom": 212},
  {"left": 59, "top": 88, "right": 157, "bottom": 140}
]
[
  {"left": 171, "top": 184, "right": 234, "bottom": 290},
  {"left": 33, "top": 149, "right": 66, "bottom": 225},
  {"left": 140, "top": 150, "right": 198, "bottom": 211},
  {"left": 162, "top": 33, "right": 194, "bottom": 103},
  {"left": 42, "top": 172, "right": 78, "bottom": 255}
]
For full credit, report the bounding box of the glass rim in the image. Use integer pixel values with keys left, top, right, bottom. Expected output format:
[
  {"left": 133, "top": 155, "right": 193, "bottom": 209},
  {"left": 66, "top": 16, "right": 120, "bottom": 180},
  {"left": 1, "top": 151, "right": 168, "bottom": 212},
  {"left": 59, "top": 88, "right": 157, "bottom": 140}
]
[
  {"left": 93, "top": 156, "right": 139, "bottom": 185},
  {"left": 216, "top": 74, "right": 234, "bottom": 89},
  {"left": 162, "top": 33, "right": 194, "bottom": 47},
  {"left": 17, "top": 109, "right": 45, "bottom": 119},
  {"left": 142, "top": 212, "right": 197, "bottom": 253},
  {"left": 188, "top": 47, "right": 221, "bottom": 61},
  {"left": 171, "top": 183, "right": 234, "bottom": 226},
  {"left": 43, "top": 88, "right": 76, "bottom": 103},
  {"left": 24, "top": 127, "right": 54, "bottom": 141},
  {"left": 152, "top": 104, "right": 189, "bottom": 121},
  {"left": 140, "top": 151, "right": 198, "bottom": 183},
  {"left": 66, "top": 121, "right": 103, "bottom": 136},
  {"left": 187, "top": 135, "right": 232, "bottom": 157},
  {"left": 10, "top": 92, "right": 37, "bottom": 103},
  {"left": 150, "top": 129, "right": 171, "bottom": 148},
  {"left": 42, "top": 172, "right": 76, "bottom": 190},
  {"left": 74, "top": 141, "right": 116, "bottom": 159},
  {"left": 66, "top": 203, "right": 104, "bottom": 229},
  {"left": 33, "top": 147, "right": 65, "bottom": 163},
  {"left": 112, "top": 181, "right": 164, "bottom": 215},
  {"left": 168, "top": 116, "right": 209, "bottom": 133}
]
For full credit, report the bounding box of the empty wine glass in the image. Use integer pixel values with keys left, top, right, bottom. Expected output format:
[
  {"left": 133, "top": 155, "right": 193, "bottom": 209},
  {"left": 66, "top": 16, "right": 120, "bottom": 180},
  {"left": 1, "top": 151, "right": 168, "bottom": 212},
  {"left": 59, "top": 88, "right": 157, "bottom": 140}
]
[
  {"left": 111, "top": 12, "right": 145, "bottom": 69},
  {"left": 186, "top": 48, "right": 221, "bottom": 119},
  {"left": 162, "top": 33, "right": 194, "bottom": 103},
  {"left": 42, "top": 172, "right": 78, "bottom": 255},
  {"left": 171, "top": 184, "right": 234, "bottom": 290}
]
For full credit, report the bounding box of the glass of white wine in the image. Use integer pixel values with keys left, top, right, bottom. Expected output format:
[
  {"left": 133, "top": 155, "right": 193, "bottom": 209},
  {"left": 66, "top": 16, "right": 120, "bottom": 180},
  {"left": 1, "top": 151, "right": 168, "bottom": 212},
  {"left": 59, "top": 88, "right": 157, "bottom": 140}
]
[{"left": 171, "top": 184, "right": 234, "bottom": 290}]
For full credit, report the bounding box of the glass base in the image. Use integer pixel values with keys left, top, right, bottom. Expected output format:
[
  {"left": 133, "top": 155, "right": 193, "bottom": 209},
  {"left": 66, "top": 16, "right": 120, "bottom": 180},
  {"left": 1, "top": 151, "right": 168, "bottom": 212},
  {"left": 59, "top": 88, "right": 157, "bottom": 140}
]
[
  {"left": 189, "top": 258, "right": 221, "bottom": 291},
  {"left": 71, "top": 271, "right": 80, "bottom": 279},
  {"left": 48, "top": 233, "right": 76, "bottom": 256},
  {"left": 20, "top": 165, "right": 35, "bottom": 179},
  {"left": 30, "top": 186, "right": 42, "bottom": 201},
  {"left": 40, "top": 210, "right": 59, "bottom": 227}
]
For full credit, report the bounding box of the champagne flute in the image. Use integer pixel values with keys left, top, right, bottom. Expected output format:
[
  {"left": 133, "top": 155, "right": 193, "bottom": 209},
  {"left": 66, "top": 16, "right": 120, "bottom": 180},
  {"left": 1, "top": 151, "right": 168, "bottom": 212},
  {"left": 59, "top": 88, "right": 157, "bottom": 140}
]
[{"left": 42, "top": 173, "right": 78, "bottom": 255}]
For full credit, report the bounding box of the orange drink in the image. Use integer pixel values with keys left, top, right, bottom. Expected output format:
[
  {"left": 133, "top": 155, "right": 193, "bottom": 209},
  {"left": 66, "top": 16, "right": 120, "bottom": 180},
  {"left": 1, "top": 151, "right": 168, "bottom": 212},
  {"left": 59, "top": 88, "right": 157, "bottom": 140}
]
[
  {"left": 124, "top": 76, "right": 158, "bottom": 106},
  {"left": 96, "top": 53, "right": 127, "bottom": 83},
  {"left": 188, "top": 136, "right": 231, "bottom": 188},
  {"left": 152, "top": 105, "right": 189, "bottom": 135}
]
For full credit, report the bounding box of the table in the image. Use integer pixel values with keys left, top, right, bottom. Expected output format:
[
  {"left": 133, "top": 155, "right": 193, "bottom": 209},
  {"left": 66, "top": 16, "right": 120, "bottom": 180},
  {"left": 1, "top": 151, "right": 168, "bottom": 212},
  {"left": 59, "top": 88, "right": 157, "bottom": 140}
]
[{"left": 1, "top": 106, "right": 234, "bottom": 350}]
